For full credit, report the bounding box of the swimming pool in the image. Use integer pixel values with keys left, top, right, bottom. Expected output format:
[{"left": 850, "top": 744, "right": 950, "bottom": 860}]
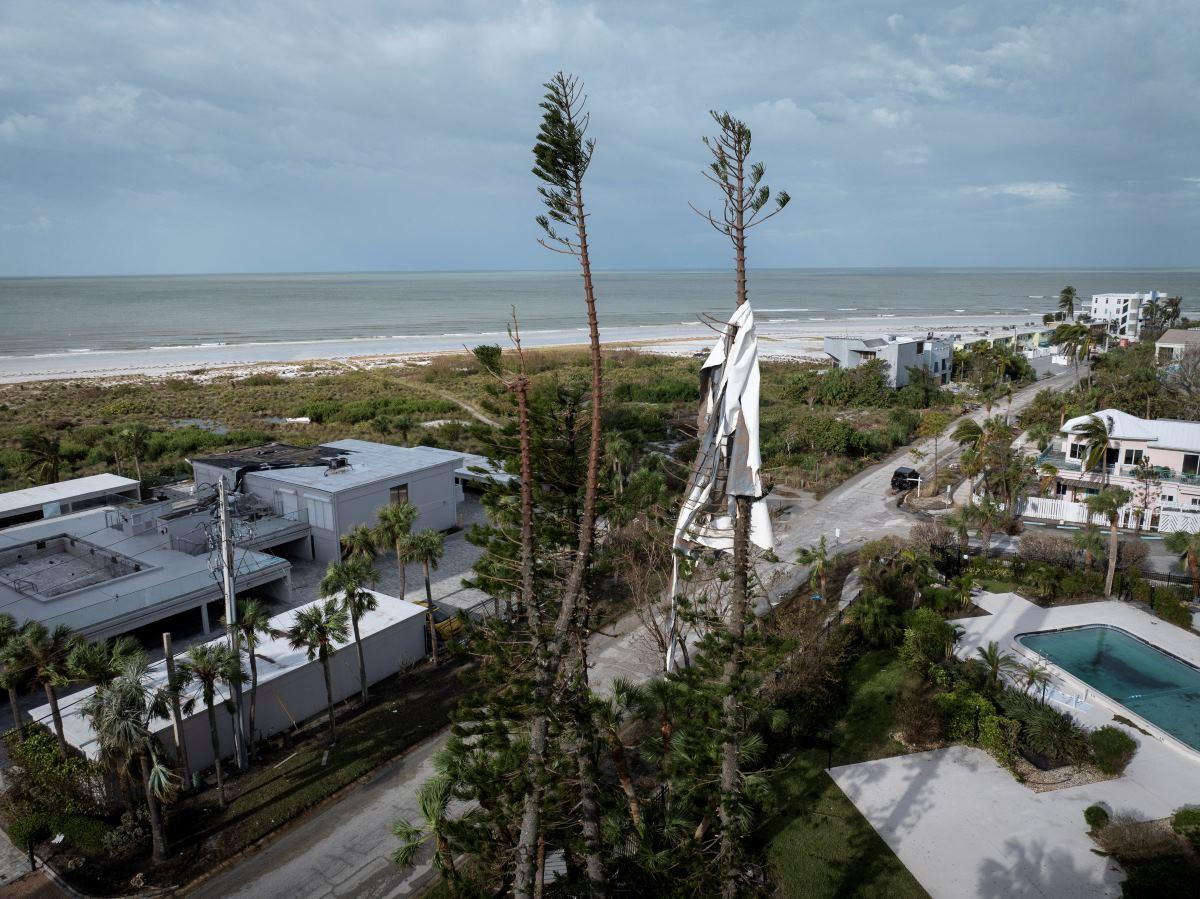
[{"left": 1018, "top": 625, "right": 1200, "bottom": 752}]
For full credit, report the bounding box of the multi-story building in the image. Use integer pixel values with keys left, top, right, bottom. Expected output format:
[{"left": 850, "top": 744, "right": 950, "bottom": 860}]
[
  {"left": 1088, "top": 292, "right": 1166, "bottom": 340},
  {"left": 1037, "top": 409, "right": 1200, "bottom": 526},
  {"left": 822, "top": 333, "right": 952, "bottom": 388}
]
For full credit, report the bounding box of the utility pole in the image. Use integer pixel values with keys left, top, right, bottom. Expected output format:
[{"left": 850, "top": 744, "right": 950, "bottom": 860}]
[
  {"left": 217, "top": 478, "right": 249, "bottom": 770},
  {"left": 162, "top": 632, "right": 191, "bottom": 786}
]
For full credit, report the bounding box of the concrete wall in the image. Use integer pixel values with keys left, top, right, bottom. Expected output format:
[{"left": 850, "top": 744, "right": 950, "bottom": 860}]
[{"left": 156, "top": 607, "right": 426, "bottom": 772}]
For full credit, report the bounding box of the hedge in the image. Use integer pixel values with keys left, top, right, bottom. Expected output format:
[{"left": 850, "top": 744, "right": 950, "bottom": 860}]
[{"left": 1090, "top": 726, "right": 1138, "bottom": 775}]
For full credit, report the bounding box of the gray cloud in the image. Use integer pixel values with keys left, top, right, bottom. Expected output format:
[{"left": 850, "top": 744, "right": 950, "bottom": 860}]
[{"left": 0, "top": 0, "right": 1196, "bottom": 275}]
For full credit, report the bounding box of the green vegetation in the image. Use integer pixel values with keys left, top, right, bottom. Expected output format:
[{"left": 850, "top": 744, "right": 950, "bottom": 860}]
[
  {"left": 766, "top": 651, "right": 926, "bottom": 899},
  {"left": 1089, "top": 726, "right": 1138, "bottom": 775},
  {"left": 1084, "top": 804, "right": 1109, "bottom": 831}
]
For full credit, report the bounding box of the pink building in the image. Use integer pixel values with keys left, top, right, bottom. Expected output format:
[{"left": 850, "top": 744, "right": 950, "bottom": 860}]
[{"left": 1041, "top": 409, "right": 1200, "bottom": 516}]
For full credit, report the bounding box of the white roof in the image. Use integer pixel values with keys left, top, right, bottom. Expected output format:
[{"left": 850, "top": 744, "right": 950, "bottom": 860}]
[
  {"left": 1156, "top": 329, "right": 1200, "bottom": 347},
  {"left": 1063, "top": 408, "right": 1200, "bottom": 452},
  {"left": 246, "top": 439, "right": 464, "bottom": 493},
  {"left": 34, "top": 589, "right": 426, "bottom": 760},
  {"left": 0, "top": 474, "right": 140, "bottom": 517}
]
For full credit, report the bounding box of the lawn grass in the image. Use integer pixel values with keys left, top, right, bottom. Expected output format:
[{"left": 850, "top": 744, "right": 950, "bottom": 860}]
[{"left": 765, "top": 650, "right": 929, "bottom": 899}]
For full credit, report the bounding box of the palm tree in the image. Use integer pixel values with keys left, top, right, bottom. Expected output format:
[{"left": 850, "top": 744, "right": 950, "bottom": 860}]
[
  {"left": 895, "top": 548, "right": 936, "bottom": 609},
  {"left": 0, "top": 615, "right": 30, "bottom": 740},
  {"left": 178, "top": 642, "right": 243, "bottom": 807},
  {"left": 340, "top": 524, "right": 378, "bottom": 564},
  {"left": 595, "top": 677, "right": 652, "bottom": 828},
  {"left": 965, "top": 496, "right": 1006, "bottom": 558},
  {"left": 1037, "top": 462, "right": 1060, "bottom": 497},
  {"left": 1018, "top": 660, "right": 1052, "bottom": 701},
  {"left": 286, "top": 600, "right": 349, "bottom": 746},
  {"left": 223, "top": 598, "right": 280, "bottom": 761},
  {"left": 853, "top": 594, "right": 901, "bottom": 647},
  {"left": 943, "top": 510, "right": 971, "bottom": 553},
  {"left": 319, "top": 559, "right": 379, "bottom": 705},
  {"left": 17, "top": 431, "right": 62, "bottom": 485},
  {"left": 1058, "top": 285, "right": 1077, "bottom": 321},
  {"left": 1052, "top": 323, "right": 1086, "bottom": 384},
  {"left": 950, "top": 573, "right": 975, "bottom": 611},
  {"left": 21, "top": 623, "right": 79, "bottom": 758},
  {"left": 1165, "top": 530, "right": 1200, "bottom": 598},
  {"left": 1073, "top": 525, "right": 1106, "bottom": 571},
  {"left": 1075, "top": 414, "right": 1112, "bottom": 481},
  {"left": 375, "top": 501, "right": 419, "bottom": 599},
  {"left": 117, "top": 423, "right": 150, "bottom": 488},
  {"left": 976, "top": 640, "right": 1019, "bottom": 692},
  {"left": 1026, "top": 422, "right": 1055, "bottom": 453},
  {"left": 68, "top": 635, "right": 140, "bottom": 693},
  {"left": 81, "top": 654, "right": 177, "bottom": 860},
  {"left": 1026, "top": 564, "right": 1060, "bottom": 602},
  {"left": 410, "top": 529, "right": 446, "bottom": 665},
  {"left": 796, "top": 535, "right": 830, "bottom": 598},
  {"left": 1085, "top": 486, "right": 1132, "bottom": 597},
  {"left": 391, "top": 772, "right": 457, "bottom": 881}
]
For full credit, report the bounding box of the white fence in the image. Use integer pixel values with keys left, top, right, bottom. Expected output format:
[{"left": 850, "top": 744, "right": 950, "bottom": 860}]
[{"left": 1020, "top": 496, "right": 1198, "bottom": 532}]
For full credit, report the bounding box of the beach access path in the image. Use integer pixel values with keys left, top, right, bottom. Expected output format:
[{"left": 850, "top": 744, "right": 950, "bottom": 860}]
[{"left": 188, "top": 365, "right": 1082, "bottom": 898}]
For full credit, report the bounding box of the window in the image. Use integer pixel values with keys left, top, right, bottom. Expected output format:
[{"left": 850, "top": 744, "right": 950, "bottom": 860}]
[
  {"left": 1184, "top": 455, "right": 1200, "bottom": 476},
  {"left": 389, "top": 484, "right": 409, "bottom": 506},
  {"left": 305, "top": 496, "right": 334, "bottom": 530},
  {"left": 1069, "top": 442, "right": 1084, "bottom": 460},
  {"left": 1163, "top": 494, "right": 1175, "bottom": 504},
  {"left": 915, "top": 341, "right": 925, "bottom": 354},
  {"left": 1123, "top": 449, "right": 1143, "bottom": 465}
]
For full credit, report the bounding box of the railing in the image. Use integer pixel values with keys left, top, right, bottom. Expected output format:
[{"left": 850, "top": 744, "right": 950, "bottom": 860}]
[{"left": 1039, "top": 447, "right": 1200, "bottom": 487}]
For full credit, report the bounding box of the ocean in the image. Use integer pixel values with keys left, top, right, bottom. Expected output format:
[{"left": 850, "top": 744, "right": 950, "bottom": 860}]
[{"left": 0, "top": 268, "right": 1197, "bottom": 367}]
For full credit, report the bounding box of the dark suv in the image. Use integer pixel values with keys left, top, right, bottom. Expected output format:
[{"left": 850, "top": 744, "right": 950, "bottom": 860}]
[{"left": 890, "top": 466, "right": 920, "bottom": 492}]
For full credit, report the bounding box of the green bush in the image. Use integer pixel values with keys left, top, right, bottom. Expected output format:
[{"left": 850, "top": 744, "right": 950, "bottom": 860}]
[
  {"left": 1152, "top": 587, "right": 1192, "bottom": 628},
  {"left": 7, "top": 810, "right": 107, "bottom": 854},
  {"left": 1084, "top": 804, "right": 1110, "bottom": 830},
  {"left": 1171, "top": 806, "right": 1200, "bottom": 850},
  {"left": 101, "top": 809, "right": 150, "bottom": 860},
  {"left": 933, "top": 688, "right": 1019, "bottom": 767},
  {"left": 1090, "top": 725, "right": 1137, "bottom": 775},
  {"left": 898, "top": 609, "right": 957, "bottom": 674},
  {"left": 3, "top": 725, "right": 105, "bottom": 816}
]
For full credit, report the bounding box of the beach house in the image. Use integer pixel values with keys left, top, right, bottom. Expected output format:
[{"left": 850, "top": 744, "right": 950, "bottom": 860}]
[
  {"left": 1155, "top": 328, "right": 1200, "bottom": 363},
  {"left": 192, "top": 439, "right": 468, "bottom": 564},
  {"left": 0, "top": 474, "right": 142, "bottom": 530},
  {"left": 1031, "top": 408, "right": 1200, "bottom": 532},
  {"left": 822, "top": 334, "right": 951, "bottom": 388}
]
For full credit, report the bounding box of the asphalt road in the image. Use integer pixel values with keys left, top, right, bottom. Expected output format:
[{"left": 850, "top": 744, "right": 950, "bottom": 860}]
[{"left": 189, "top": 364, "right": 1088, "bottom": 899}]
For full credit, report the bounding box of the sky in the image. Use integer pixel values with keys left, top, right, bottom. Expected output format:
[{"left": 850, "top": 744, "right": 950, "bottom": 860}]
[{"left": 0, "top": 0, "right": 1197, "bottom": 276}]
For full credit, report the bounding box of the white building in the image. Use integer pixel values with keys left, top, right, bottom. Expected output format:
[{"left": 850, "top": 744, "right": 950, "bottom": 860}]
[
  {"left": 0, "top": 474, "right": 142, "bottom": 530},
  {"left": 31, "top": 590, "right": 428, "bottom": 772},
  {"left": 192, "top": 440, "right": 467, "bottom": 564},
  {"left": 822, "top": 333, "right": 952, "bottom": 388},
  {"left": 1088, "top": 292, "right": 1165, "bottom": 340}
]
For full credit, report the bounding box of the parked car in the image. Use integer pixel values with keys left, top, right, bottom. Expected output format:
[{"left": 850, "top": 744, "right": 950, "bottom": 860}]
[{"left": 891, "top": 466, "right": 921, "bottom": 492}]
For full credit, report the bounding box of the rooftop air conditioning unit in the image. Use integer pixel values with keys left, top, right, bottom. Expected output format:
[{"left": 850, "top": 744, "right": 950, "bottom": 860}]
[{"left": 327, "top": 457, "right": 349, "bottom": 470}]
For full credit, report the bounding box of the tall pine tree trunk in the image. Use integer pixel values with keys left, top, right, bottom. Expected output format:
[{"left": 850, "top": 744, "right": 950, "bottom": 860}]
[
  {"left": 719, "top": 495, "right": 751, "bottom": 899},
  {"left": 1105, "top": 516, "right": 1119, "bottom": 597}
]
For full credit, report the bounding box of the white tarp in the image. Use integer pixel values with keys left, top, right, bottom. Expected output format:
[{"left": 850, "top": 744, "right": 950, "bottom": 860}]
[{"left": 667, "top": 302, "right": 773, "bottom": 669}]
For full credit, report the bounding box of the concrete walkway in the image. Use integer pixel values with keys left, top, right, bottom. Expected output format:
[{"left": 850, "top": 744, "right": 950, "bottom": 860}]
[{"left": 833, "top": 592, "right": 1200, "bottom": 899}]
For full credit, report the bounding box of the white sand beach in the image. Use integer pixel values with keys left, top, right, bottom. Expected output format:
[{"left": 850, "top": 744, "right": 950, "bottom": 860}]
[{"left": 0, "top": 312, "right": 1050, "bottom": 384}]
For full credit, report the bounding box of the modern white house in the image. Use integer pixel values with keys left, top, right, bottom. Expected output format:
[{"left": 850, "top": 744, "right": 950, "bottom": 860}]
[
  {"left": 822, "top": 334, "right": 952, "bottom": 388},
  {"left": 1155, "top": 328, "right": 1200, "bottom": 363},
  {"left": 192, "top": 439, "right": 467, "bottom": 564},
  {"left": 1032, "top": 408, "right": 1200, "bottom": 532},
  {"left": 0, "top": 474, "right": 142, "bottom": 530},
  {"left": 31, "top": 590, "right": 428, "bottom": 772},
  {"left": 1088, "top": 292, "right": 1165, "bottom": 340},
  {"left": 0, "top": 501, "right": 292, "bottom": 639}
]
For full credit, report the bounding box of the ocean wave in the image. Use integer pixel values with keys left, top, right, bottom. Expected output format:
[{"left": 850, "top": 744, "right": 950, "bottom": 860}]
[
  {"left": 757, "top": 307, "right": 810, "bottom": 312},
  {"left": 837, "top": 307, "right": 858, "bottom": 311}
]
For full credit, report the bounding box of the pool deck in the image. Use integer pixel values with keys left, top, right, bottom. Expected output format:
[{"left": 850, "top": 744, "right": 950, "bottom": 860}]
[{"left": 830, "top": 593, "right": 1200, "bottom": 898}]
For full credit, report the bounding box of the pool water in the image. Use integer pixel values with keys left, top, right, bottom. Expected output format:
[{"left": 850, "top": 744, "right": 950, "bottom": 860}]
[{"left": 1019, "top": 625, "right": 1200, "bottom": 751}]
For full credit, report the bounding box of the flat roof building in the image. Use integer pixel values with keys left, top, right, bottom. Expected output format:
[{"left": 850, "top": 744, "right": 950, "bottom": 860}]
[
  {"left": 0, "top": 474, "right": 142, "bottom": 530},
  {"left": 823, "top": 333, "right": 951, "bottom": 388},
  {"left": 193, "top": 440, "right": 467, "bottom": 564},
  {"left": 1089, "top": 291, "right": 1165, "bottom": 340},
  {"left": 0, "top": 503, "right": 291, "bottom": 639},
  {"left": 1155, "top": 328, "right": 1200, "bottom": 363}
]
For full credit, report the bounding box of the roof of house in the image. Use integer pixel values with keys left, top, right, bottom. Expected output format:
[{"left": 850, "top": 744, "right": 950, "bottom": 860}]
[
  {"left": 0, "top": 474, "right": 141, "bottom": 517},
  {"left": 1062, "top": 408, "right": 1200, "bottom": 452},
  {"left": 191, "top": 443, "right": 341, "bottom": 471},
  {"left": 1155, "top": 329, "right": 1200, "bottom": 347},
  {"left": 244, "top": 439, "right": 465, "bottom": 493}
]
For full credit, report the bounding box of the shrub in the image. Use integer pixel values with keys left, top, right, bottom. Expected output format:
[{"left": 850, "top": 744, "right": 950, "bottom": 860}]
[
  {"left": 1171, "top": 806, "right": 1200, "bottom": 850},
  {"left": 3, "top": 725, "right": 105, "bottom": 816},
  {"left": 1090, "top": 725, "right": 1137, "bottom": 775},
  {"left": 1018, "top": 531, "right": 1076, "bottom": 567},
  {"left": 899, "top": 609, "right": 957, "bottom": 674},
  {"left": 1084, "top": 804, "right": 1110, "bottom": 831},
  {"left": 894, "top": 685, "right": 944, "bottom": 748},
  {"left": 1096, "top": 814, "right": 1185, "bottom": 859},
  {"left": 1020, "top": 703, "right": 1089, "bottom": 765},
  {"left": 101, "top": 808, "right": 150, "bottom": 860},
  {"left": 1152, "top": 587, "right": 1192, "bottom": 628},
  {"left": 7, "top": 810, "right": 107, "bottom": 854},
  {"left": 933, "top": 688, "right": 1019, "bottom": 767},
  {"left": 471, "top": 344, "right": 502, "bottom": 374},
  {"left": 1116, "top": 539, "right": 1149, "bottom": 571}
]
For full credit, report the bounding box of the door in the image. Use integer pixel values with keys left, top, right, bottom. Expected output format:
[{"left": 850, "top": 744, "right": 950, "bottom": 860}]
[{"left": 277, "top": 489, "right": 299, "bottom": 517}]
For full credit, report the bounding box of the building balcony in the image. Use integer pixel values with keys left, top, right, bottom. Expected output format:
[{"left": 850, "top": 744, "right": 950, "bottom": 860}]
[{"left": 1038, "top": 447, "right": 1200, "bottom": 487}]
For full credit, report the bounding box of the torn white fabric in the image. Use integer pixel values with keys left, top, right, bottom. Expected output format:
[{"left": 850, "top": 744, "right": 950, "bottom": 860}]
[{"left": 667, "top": 302, "right": 773, "bottom": 670}]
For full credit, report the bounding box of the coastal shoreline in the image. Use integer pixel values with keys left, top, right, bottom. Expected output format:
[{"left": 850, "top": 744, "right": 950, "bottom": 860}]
[{"left": 0, "top": 312, "right": 1051, "bottom": 385}]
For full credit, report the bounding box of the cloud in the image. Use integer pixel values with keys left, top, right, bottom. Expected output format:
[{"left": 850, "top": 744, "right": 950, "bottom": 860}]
[
  {"left": 0, "top": 0, "right": 1196, "bottom": 274},
  {"left": 964, "top": 182, "right": 1073, "bottom": 202}
]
